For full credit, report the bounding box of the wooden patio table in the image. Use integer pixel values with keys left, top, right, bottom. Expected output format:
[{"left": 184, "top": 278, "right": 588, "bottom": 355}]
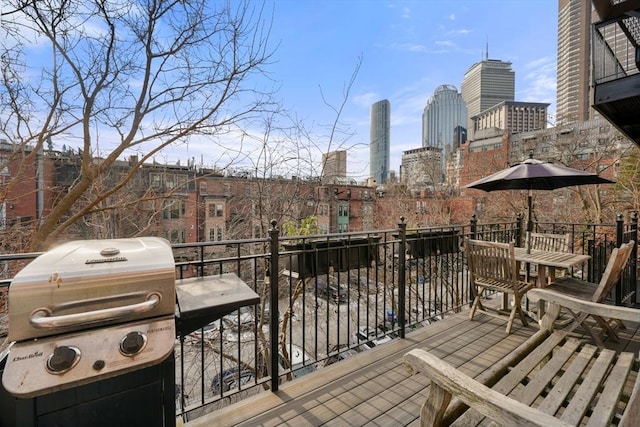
[
  {"left": 513, "top": 247, "right": 591, "bottom": 317},
  {"left": 513, "top": 247, "right": 591, "bottom": 286}
]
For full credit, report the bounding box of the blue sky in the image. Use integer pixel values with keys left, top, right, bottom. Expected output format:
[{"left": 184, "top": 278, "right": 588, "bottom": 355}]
[
  {"left": 2, "top": 0, "right": 558, "bottom": 181},
  {"left": 266, "top": 0, "right": 558, "bottom": 179}
]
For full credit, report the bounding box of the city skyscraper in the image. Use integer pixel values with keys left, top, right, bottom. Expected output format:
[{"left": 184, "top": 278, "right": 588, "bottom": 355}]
[
  {"left": 422, "top": 84, "right": 467, "bottom": 149},
  {"left": 321, "top": 150, "right": 347, "bottom": 184},
  {"left": 400, "top": 146, "right": 442, "bottom": 190},
  {"left": 557, "top": 0, "right": 594, "bottom": 124},
  {"left": 461, "top": 58, "right": 515, "bottom": 138},
  {"left": 472, "top": 101, "right": 549, "bottom": 135},
  {"left": 370, "top": 99, "right": 390, "bottom": 185},
  {"left": 422, "top": 85, "right": 467, "bottom": 183}
]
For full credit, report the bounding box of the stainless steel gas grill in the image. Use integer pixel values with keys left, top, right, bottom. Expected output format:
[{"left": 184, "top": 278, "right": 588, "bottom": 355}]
[
  {"left": 0, "top": 237, "right": 177, "bottom": 426},
  {"left": 0, "top": 237, "right": 260, "bottom": 427},
  {"left": 4, "top": 237, "right": 177, "bottom": 392}
]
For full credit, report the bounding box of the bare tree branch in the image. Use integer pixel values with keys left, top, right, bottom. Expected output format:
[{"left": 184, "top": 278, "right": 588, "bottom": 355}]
[{"left": 1, "top": 0, "right": 278, "bottom": 249}]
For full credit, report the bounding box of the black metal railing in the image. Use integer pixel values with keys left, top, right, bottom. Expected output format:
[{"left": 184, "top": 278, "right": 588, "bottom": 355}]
[{"left": 0, "top": 215, "right": 637, "bottom": 422}]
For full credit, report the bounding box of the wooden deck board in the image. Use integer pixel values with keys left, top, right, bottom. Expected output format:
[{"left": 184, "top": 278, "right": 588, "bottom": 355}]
[{"left": 186, "top": 307, "right": 639, "bottom": 427}]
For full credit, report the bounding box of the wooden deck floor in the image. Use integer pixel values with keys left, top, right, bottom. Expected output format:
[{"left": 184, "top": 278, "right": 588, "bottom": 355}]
[{"left": 186, "top": 308, "right": 640, "bottom": 427}]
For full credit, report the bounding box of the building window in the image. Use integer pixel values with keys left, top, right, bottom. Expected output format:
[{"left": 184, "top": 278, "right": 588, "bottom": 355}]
[
  {"left": 175, "top": 174, "right": 188, "bottom": 191},
  {"left": 163, "top": 200, "right": 184, "bottom": 219},
  {"left": 208, "top": 227, "right": 224, "bottom": 241},
  {"left": 208, "top": 203, "right": 224, "bottom": 217},
  {"left": 150, "top": 173, "right": 163, "bottom": 189},
  {"left": 169, "top": 230, "right": 183, "bottom": 243}
]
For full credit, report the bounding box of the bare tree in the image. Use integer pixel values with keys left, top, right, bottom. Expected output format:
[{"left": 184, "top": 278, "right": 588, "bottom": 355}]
[
  {"left": 546, "top": 125, "right": 628, "bottom": 224},
  {"left": 231, "top": 57, "right": 364, "bottom": 382},
  {"left": 0, "top": 0, "right": 277, "bottom": 249},
  {"left": 203, "top": 55, "right": 364, "bottom": 243},
  {"left": 613, "top": 145, "right": 640, "bottom": 214}
]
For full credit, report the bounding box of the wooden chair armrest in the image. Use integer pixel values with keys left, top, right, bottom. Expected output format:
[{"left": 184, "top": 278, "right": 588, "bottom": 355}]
[
  {"left": 528, "top": 288, "right": 640, "bottom": 323},
  {"left": 403, "top": 349, "right": 571, "bottom": 427}
]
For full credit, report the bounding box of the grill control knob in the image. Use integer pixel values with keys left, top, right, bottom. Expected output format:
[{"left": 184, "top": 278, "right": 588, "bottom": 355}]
[
  {"left": 47, "top": 346, "right": 81, "bottom": 374},
  {"left": 120, "top": 331, "right": 147, "bottom": 356}
]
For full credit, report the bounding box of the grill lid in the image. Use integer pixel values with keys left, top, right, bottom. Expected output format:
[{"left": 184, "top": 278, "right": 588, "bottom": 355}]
[{"left": 7, "top": 237, "right": 176, "bottom": 342}]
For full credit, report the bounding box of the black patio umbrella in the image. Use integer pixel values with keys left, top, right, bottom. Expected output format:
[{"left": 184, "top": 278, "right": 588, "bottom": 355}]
[{"left": 465, "top": 156, "right": 615, "bottom": 248}]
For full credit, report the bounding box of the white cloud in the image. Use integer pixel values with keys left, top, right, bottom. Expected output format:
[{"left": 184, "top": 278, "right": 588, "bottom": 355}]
[
  {"left": 389, "top": 42, "right": 425, "bottom": 52},
  {"left": 453, "top": 28, "right": 472, "bottom": 35},
  {"left": 353, "top": 92, "right": 381, "bottom": 108},
  {"left": 435, "top": 40, "right": 456, "bottom": 47},
  {"left": 517, "top": 56, "right": 557, "bottom": 116}
]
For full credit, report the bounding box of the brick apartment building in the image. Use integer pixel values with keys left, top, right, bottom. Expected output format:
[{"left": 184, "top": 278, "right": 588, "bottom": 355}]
[
  {"left": 1, "top": 117, "right": 627, "bottom": 255},
  {"left": 0, "top": 145, "right": 384, "bottom": 250}
]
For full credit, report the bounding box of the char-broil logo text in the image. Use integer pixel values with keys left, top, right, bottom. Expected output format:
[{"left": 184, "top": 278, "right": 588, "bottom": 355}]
[{"left": 13, "top": 351, "right": 43, "bottom": 362}]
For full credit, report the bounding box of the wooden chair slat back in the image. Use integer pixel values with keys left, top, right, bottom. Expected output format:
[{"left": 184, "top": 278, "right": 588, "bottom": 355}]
[
  {"left": 529, "top": 232, "right": 571, "bottom": 253},
  {"left": 592, "top": 240, "right": 635, "bottom": 303},
  {"left": 466, "top": 239, "right": 518, "bottom": 284}
]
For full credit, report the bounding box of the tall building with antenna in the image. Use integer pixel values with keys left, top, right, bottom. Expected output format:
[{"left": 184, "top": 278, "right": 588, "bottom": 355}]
[{"left": 461, "top": 47, "right": 515, "bottom": 139}]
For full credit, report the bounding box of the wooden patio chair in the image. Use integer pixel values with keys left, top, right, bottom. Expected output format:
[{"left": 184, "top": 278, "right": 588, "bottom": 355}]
[
  {"left": 522, "top": 232, "right": 572, "bottom": 283},
  {"left": 403, "top": 291, "right": 640, "bottom": 426},
  {"left": 465, "top": 238, "right": 535, "bottom": 333},
  {"left": 540, "top": 240, "right": 635, "bottom": 348},
  {"left": 528, "top": 232, "right": 571, "bottom": 252}
]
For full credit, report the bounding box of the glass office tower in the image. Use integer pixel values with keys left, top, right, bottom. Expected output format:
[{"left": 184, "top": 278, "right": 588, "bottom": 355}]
[{"left": 370, "top": 99, "right": 390, "bottom": 185}]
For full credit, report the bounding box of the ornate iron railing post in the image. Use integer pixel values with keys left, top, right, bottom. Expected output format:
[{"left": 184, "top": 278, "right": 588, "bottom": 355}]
[
  {"left": 468, "top": 215, "right": 478, "bottom": 307},
  {"left": 615, "top": 213, "right": 624, "bottom": 305},
  {"left": 269, "top": 220, "right": 280, "bottom": 392},
  {"left": 515, "top": 212, "right": 523, "bottom": 247},
  {"left": 631, "top": 212, "right": 638, "bottom": 305},
  {"left": 398, "top": 217, "right": 407, "bottom": 339},
  {"left": 470, "top": 214, "right": 477, "bottom": 239}
]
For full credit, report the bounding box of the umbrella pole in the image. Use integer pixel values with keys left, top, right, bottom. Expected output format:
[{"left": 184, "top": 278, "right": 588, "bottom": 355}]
[
  {"left": 526, "top": 191, "right": 533, "bottom": 254},
  {"left": 524, "top": 190, "right": 534, "bottom": 315}
]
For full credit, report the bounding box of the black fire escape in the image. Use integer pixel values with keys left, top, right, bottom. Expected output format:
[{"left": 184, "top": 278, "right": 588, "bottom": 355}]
[{"left": 591, "top": 0, "right": 640, "bottom": 145}]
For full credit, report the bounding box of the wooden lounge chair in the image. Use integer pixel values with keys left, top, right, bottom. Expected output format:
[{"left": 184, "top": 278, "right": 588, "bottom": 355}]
[
  {"left": 403, "top": 288, "right": 640, "bottom": 427},
  {"left": 540, "top": 240, "right": 635, "bottom": 348},
  {"left": 465, "top": 239, "right": 534, "bottom": 333}
]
